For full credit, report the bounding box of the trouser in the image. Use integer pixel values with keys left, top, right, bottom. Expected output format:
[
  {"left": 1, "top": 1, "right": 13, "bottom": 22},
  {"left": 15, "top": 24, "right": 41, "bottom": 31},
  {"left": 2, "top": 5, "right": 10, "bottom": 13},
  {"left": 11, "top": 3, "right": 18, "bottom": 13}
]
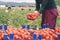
[{"left": 41, "top": 8, "right": 58, "bottom": 29}]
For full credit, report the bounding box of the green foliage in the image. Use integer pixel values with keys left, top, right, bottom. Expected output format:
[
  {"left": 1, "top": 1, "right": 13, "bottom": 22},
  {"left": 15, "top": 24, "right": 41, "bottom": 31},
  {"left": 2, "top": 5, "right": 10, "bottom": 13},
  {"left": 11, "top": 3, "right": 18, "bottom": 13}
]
[
  {"left": 56, "top": 0, "right": 60, "bottom": 6},
  {"left": 0, "top": 6, "right": 60, "bottom": 28}
]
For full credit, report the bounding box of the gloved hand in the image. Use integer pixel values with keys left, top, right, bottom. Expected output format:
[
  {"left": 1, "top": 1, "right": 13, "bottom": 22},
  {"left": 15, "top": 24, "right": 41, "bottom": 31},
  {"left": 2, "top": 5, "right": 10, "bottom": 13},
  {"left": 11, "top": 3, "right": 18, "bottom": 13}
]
[{"left": 27, "top": 11, "right": 40, "bottom": 20}]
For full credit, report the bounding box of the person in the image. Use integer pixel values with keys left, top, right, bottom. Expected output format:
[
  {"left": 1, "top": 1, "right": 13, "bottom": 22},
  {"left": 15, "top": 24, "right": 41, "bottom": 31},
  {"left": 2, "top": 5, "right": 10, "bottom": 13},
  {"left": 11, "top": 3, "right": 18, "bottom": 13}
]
[{"left": 27, "top": 0, "right": 58, "bottom": 29}]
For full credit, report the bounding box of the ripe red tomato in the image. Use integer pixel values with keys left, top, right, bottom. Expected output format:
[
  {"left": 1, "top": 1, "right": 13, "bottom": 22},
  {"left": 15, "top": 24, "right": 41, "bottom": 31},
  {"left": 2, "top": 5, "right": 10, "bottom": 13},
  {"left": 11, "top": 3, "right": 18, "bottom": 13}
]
[
  {"left": 27, "top": 12, "right": 40, "bottom": 20},
  {"left": 1, "top": 27, "right": 60, "bottom": 40}
]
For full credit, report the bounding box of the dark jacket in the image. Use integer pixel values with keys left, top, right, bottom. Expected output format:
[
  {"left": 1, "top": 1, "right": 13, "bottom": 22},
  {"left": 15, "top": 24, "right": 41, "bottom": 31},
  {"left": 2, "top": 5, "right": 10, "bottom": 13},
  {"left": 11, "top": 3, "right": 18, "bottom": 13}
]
[{"left": 35, "top": 0, "right": 57, "bottom": 13}]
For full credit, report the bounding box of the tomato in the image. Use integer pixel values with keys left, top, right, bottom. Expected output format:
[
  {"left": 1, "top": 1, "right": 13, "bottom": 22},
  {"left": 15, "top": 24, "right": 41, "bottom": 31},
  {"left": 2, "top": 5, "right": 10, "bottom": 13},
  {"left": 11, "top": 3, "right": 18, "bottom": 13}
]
[
  {"left": 14, "top": 35, "right": 19, "bottom": 39},
  {"left": 46, "top": 36, "right": 50, "bottom": 40},
  {"left": 42, "top": 39, "right": 46, "bottom": 40},
  {"left": 48, "top": 31, "right": 58, "bottom": 38},
  {"left": 13, "top": 30, "right": 17, "bottom": 35},
  {"left": 1, "top": 26, "right": 60, "bottom": 40},
  {"left": 27, "top": 12, "right": 40, "bottom": 20}
]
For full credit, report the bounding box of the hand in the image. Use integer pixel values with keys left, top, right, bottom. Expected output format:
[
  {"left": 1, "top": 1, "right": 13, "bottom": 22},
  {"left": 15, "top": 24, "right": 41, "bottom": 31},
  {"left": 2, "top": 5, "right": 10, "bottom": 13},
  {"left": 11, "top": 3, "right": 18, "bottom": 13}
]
[
  {"left": 34, "top": 11, "right": 40, "bottom": 16},
  {"left": 27, "top": 11, "right": 40, "bottom": 20}
]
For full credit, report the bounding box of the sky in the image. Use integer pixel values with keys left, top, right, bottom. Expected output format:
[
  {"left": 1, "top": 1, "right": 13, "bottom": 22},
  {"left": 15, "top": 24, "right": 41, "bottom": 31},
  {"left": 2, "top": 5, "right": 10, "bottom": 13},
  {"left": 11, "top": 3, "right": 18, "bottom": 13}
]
[{"left": 0, "top": 0, "right": 35, "bottom": 3}]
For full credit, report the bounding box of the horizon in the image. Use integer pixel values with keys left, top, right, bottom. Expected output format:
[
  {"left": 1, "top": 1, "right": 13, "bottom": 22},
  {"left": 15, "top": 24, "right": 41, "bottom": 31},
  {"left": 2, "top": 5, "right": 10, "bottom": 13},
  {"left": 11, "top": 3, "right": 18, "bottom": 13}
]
[{"left": 0, "top": 0, "right": 35, "bottom": 3}]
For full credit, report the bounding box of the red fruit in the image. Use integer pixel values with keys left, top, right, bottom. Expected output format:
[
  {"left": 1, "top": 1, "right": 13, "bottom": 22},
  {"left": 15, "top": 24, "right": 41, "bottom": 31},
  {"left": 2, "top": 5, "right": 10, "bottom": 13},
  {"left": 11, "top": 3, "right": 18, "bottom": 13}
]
[
  {"left": 13, "top": 30, "right": 17, "bottom": 35},
  {"left": 24, "top": 35, "right": 28, "bottom": 38},
  {"left": 27, "top": 12, "right": 40, "bottom": 20},
  {"left": 48, "top": 31, "right": 58, "bottom": 38},
  {"left": 55, "top": 28, "right": 59, "bottom": 32},
  {"left": 29, "top": 29, "right": 35, "bottom": 33},
  {"left": 46, "top": 36, "right": 50, "bottom": 40},
  {"left": 6, "top": 30, "right": 9, "bottom": 34},
  {"left": 42, "top": 39, "right": 46, "bottom": 40},
  {"left": 51, "top": 29, "right": 54, "bottom": 31},
  {"left": 14, "top": 35, "right": 19, "bottom": 39},
  {"left": 49, "top": 36, "right": 53, "bottom": 40},
  {"left": 17, "top": 32, "right": 22, "bottom": 36},
  {"left": 0, "top": 37, "right": 1, "bottom": 39}
]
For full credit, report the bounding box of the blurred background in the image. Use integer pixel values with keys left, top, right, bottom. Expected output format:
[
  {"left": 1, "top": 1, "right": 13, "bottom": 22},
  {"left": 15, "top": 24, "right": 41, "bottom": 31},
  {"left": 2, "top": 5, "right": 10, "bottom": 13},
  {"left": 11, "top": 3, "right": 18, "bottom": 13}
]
[{"left": 0, "top": 0, "right": 60, "bottom": 28}]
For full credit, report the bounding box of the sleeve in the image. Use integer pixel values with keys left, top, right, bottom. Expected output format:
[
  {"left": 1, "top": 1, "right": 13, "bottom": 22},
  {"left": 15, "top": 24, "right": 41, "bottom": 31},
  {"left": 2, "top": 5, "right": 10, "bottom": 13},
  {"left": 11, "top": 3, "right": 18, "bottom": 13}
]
[
  {"left": 39, "top": 0, "right": 48, "bottom": 13},
  {"left": 35, "top": 0, "right": 41, "bottom": 11}
]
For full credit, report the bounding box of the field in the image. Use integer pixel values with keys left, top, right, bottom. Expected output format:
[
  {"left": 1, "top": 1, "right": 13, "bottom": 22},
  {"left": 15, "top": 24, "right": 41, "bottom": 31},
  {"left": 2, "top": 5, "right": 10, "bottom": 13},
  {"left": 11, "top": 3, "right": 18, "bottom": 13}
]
[
  {"left": 0, "top": 6, "right": 60, "bottom": 28},
  {"left": 0, "top": 0, "right": 60, "bottom": 28}
]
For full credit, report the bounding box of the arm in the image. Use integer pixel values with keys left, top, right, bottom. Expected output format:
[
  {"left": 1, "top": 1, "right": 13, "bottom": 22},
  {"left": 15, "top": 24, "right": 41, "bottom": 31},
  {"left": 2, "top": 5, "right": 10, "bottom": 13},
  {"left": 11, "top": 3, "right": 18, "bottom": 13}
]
[
  {"left": 35, "top": 0, "right": 41, "bottom": 11},
  {"left": 39, "top": 0, "right": 48, "bottom": 13}
]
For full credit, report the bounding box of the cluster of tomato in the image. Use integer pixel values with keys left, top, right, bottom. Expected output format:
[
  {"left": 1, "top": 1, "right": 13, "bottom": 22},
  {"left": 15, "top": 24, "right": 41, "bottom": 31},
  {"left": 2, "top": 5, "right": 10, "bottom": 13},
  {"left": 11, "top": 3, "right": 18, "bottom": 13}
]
[
  {"left": 6, "top": 27, "right": 32, "bottom": 40},
  {"left": 27, "top": 11, "right": 40, "bottom": 20},
  {"left": 29, "top": 28, "right": 60, "bottom": 40},
  {"left": 0, "top": 27, "right": 60, "bottom": 40}
]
